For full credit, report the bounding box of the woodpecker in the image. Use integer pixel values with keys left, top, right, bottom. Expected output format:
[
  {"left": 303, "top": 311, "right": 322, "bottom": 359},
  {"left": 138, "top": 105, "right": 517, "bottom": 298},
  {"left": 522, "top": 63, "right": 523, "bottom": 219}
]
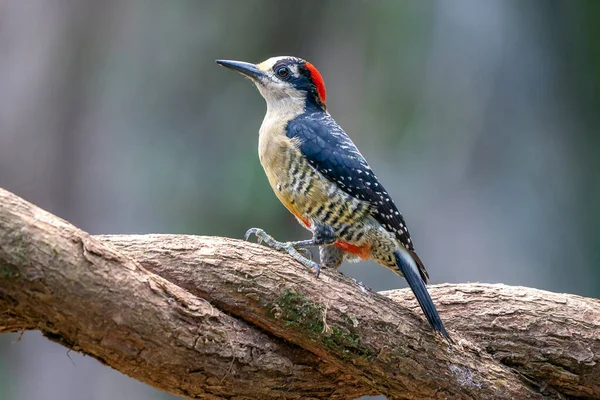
[{"left": 217, "top": 56, "right": 451, "bottom": 340}]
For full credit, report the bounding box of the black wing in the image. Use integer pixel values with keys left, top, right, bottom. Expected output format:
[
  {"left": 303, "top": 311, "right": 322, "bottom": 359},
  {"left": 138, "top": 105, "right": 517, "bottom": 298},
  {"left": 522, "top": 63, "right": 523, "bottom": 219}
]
[{"left": 286, "top": 112, "right": 429, "bottom": 281}]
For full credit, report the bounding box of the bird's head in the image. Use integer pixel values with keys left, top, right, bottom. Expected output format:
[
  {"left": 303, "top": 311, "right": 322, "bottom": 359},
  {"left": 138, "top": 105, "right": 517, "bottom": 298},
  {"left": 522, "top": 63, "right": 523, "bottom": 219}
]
[{"left": 217, "top": 56, "right": 327, "bottom": 112}]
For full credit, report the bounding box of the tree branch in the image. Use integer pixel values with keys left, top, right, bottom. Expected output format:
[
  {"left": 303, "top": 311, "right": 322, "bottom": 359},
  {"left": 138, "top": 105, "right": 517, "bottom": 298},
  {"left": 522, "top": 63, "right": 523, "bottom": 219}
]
[{"left": 0, "top": 187, "right": 598, "bottom": 399}]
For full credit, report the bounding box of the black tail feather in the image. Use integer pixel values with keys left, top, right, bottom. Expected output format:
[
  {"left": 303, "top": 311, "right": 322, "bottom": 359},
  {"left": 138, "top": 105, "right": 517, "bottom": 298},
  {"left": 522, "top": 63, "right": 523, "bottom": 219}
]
[{"left": 394, "top": 250, "right": 452, "bottom": 342}]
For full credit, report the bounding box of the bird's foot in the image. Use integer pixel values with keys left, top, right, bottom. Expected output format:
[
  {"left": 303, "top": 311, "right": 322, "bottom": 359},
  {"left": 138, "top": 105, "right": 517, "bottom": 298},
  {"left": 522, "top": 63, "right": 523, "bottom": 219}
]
[
  {"left": 244, "top": 228, "right": 321, "bottom": 277},
  {"left": 350, "top": 277, "right": 372, "bottom": 293},
  {"left": 335, "top": 271, "right": 372, "bottom": 293}
]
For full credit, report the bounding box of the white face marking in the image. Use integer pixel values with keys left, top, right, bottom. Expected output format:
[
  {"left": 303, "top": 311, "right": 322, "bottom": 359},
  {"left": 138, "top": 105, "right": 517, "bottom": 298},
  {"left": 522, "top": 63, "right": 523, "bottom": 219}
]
[
  {"left": 254, "top": 57, "right": 308, "bottom": 152},
  {"left": 253, "top": 56, "right": 307, "bottom": 119}
]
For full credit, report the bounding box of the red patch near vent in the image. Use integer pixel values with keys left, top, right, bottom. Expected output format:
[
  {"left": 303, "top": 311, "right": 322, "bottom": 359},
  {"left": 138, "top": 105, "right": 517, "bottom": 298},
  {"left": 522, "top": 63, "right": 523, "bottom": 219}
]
[
  {"left": 334, "top": 241, "right": 371, "bottom": 260},
  {"left": 304, "top": 62, "right": 327, "bottom": 104}
]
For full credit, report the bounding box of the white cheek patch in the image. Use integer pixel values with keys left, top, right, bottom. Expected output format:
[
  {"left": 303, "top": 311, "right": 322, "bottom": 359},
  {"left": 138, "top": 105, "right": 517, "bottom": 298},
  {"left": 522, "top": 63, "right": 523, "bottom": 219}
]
[
  {"left": 257, "top": 81, "right": 304, "bottom": 103},
  {"left": 252, "top": 56, "right": 307, "bottom": 116}
]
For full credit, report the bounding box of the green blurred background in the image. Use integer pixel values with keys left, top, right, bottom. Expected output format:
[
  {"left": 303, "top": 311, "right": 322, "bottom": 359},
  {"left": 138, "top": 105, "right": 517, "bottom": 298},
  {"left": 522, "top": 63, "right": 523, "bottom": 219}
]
[{"left": 1, "top": 0, "right": 599, "bottom": 399}]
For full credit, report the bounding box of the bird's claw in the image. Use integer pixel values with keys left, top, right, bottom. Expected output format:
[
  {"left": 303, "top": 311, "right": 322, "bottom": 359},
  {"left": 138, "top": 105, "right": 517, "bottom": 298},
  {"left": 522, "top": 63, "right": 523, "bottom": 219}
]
[
  {"left": 288, "top": 248, "right": 320, "bottom": 277},
  {"left": 298, "top": 247, "right": 313, "bottom": 261},
  {"left": 351, "top": 278, "right": 372, "bottom": 293},
  {"left": 244, "top": 227, "right": 264, "bottom": 242},
  {"left": 243, "top": 227, "right": 320, "bottom": 277}
]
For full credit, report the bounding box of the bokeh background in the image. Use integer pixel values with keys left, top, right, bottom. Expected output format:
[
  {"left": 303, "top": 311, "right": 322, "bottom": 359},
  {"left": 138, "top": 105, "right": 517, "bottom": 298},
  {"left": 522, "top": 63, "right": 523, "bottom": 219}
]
[{"left": 1, "top": 0, "right": 599, "bottom": 399}]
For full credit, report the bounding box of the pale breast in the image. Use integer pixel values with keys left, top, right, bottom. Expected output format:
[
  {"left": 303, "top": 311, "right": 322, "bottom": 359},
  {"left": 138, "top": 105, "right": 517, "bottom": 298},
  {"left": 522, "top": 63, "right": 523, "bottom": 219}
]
[{"left": 258, "top": 127, "right": 372, "bottom": 242}]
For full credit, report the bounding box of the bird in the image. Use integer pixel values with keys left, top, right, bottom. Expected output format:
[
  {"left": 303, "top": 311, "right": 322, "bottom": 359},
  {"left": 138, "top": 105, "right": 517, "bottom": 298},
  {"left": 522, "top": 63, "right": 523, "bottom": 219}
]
[{"left": 216, "top": 56, "right": 451, "bottom": 341}]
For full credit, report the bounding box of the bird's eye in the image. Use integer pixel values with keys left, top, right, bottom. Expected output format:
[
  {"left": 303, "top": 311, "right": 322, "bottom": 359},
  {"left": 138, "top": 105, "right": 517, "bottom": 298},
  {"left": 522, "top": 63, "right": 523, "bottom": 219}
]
[{"left": 276, "top": 66, "right": 289, "bottom": 78}]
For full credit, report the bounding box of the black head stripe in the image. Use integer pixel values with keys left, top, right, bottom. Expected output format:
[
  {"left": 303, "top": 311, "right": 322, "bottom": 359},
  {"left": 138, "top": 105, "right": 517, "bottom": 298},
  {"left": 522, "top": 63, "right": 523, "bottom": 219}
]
[{"left": 272, "top": 58, "right": 325, "bottom": 110}]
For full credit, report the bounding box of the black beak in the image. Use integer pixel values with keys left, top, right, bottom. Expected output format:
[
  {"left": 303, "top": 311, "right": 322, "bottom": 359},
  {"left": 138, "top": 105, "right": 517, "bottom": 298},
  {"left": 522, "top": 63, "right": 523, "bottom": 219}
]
[{"left": 216, "top": 59, "right": 265, "bottom": 80}]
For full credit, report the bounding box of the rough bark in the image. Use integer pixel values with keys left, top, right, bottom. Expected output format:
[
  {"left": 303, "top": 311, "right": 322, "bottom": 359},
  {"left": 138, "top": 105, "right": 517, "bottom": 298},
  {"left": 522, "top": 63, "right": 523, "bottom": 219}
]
[
  {"left": 384, "top": 285, "right": 600, "bottom": 399},
  {"left": 0, "top": 187, "right": 599, "bottom": 399}
]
